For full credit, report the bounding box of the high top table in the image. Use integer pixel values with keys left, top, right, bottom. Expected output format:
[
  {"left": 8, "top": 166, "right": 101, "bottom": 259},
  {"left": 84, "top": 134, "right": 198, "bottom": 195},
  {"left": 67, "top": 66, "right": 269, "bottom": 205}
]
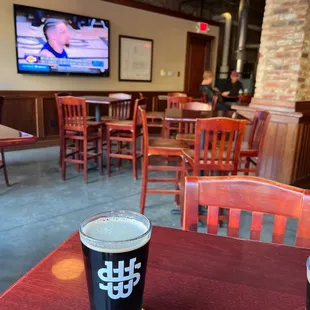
[
  {"left": 83, "top": 96, "right": 127, "bottom": 122},
  {"left": 0, "top": 226, "right": 309, "bottom": 309},
  {"left": 0, "top": 124, "right": 37, "bottom": 148}
]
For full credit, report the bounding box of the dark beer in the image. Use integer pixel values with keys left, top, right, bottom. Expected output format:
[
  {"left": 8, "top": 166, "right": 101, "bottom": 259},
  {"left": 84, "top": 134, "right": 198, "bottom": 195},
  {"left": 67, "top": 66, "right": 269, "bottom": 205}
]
[{"left": 80, "top": 211, "right": 152, "bottom": 310}]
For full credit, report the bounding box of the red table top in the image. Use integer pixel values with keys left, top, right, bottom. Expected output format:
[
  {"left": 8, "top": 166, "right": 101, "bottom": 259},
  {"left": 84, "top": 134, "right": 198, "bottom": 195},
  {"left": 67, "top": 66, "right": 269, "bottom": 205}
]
[
  {"left": 0, "top": 124, "right": 37, "bottom": 148},
  {"left": 0, "top": 226, "right": 309, "bottom": 310}
]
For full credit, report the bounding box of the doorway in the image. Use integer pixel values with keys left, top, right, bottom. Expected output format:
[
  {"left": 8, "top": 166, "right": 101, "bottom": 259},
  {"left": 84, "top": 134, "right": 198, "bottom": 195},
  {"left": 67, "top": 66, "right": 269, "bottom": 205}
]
[{"left": 184, "top": 32, "right": 216, "bottom": 95}]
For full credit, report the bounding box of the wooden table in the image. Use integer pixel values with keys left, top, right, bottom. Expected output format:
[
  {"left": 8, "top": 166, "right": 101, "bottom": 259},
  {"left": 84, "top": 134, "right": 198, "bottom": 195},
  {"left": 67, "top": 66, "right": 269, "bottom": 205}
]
[
  {"left": 0, "top": 124, "right": 37, "bottom": 148},
  {"left": 83, "top": 96, "right": 123, "bottom": 122},
  {"left": 1, "top": 226, "right": 309, "bottom": 309}
]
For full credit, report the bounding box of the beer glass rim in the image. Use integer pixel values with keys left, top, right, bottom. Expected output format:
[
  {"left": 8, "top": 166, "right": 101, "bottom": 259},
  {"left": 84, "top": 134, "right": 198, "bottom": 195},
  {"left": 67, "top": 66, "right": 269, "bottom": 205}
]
[{"left": 79, "top": 210, "right": 152, "bottom": 245}]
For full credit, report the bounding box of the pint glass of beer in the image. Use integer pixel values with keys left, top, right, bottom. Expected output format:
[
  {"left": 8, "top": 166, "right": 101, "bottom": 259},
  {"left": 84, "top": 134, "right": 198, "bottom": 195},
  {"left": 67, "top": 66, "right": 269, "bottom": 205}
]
[{"left": 79, "top": 210, "right": 152, "bottom": 310}]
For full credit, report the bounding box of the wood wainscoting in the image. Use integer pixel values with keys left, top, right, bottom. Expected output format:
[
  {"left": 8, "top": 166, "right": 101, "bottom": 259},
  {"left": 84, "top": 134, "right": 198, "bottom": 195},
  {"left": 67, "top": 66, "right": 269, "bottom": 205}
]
[
  {"left": 233, "top": 105, "right": 306, "bottom": 185},
  {"left": 0, "top": 91, "right": 172, "bottom": 149}
]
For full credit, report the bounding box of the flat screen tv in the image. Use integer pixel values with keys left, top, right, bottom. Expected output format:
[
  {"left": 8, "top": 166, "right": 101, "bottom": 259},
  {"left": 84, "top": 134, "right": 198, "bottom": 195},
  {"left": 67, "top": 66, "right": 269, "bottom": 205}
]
[{"left": 13, "top": 4, "right": 110, "bottom": 76}]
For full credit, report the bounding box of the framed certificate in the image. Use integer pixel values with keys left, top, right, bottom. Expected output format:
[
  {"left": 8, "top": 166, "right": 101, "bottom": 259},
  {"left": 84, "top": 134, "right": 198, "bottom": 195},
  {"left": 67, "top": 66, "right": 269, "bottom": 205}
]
[{"left": 119, "top": 35, "right": 153, "bottom": 82}]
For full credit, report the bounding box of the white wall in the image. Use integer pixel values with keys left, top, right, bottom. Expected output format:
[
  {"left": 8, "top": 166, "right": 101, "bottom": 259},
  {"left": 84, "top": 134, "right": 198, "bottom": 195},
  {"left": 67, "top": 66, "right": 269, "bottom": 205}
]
[{"left": 0, "top": 0, "right": 219, "bottom": 91}]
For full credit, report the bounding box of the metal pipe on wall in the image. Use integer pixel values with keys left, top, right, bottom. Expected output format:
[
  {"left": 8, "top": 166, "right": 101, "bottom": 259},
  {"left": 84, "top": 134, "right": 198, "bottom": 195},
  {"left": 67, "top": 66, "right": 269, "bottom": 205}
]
[
  {"left": 214, "top": 13, "right": 232, "bottom": 79},
  {"left": 236, "top": 0, "right": 250, "bottom": 73}
]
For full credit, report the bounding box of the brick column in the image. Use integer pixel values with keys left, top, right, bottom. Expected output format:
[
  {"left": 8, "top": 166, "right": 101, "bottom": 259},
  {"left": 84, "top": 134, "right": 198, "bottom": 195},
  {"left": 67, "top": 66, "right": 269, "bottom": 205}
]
[
  {"left": 234, "top": 0, "right": 310, "bottom": 184},
  {"left": 251, "top": 0, "right": 310, "bottom": 111}
]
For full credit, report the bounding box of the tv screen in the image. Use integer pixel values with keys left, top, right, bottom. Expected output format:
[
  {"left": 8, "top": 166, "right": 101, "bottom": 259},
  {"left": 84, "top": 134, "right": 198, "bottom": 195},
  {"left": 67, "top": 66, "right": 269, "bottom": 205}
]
[{"left": 13, "top": 4, "right": 110, "bottom": 76}]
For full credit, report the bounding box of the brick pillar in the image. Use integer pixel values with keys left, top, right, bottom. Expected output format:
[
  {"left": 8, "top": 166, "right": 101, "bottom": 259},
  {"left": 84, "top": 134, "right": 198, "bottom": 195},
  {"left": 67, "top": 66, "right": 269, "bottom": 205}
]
[
  {"left": 233, "top": 0, "right": 310, "bottom": 184},
  {"left": 251, "top": 0, "right": 310, "bottom": 111}
]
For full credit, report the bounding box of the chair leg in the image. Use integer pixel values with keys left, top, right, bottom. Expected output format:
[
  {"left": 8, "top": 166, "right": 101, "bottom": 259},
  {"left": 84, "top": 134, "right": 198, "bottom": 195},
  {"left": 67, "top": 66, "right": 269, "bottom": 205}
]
[
  {"left": 174, "top": 167, "right": 181, "bottom": 206},
  {"left": 75, "top": 140, "right": 80, "bottom": 172},
  {"left": 83, "top": 137, "right": 88, "bottom": 184},
  {"left": 140, "top": 157, "right": 148, "bottom": 214},
  {"left": 117, "top": 141, "right": 122, "bottom": 170},
  {"left": 61, "top": 138, "right": 66, "bottom": 181},
  {"left": 245, "top": 157, "right": 250, "bottom": 175},
  {"left": 132, "top": 134, "right": 137, "bottom": 181},
  {"left": 1, "top": 149, "right": 9, "bottom": 186},
  {"left": 98, "top": 127, "right": 103, "bottom": 176},
  {"left": 106, "top": 128, "right": 111, "bottom": 177},
  {"left": 59, "top": 139, "right": 62, "bottom": 168}
]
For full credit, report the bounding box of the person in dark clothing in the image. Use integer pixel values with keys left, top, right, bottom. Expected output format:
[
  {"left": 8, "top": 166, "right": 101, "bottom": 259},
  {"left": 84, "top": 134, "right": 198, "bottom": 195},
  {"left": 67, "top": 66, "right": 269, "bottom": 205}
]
[
  {"left": 222, "top": 71, "right": 244, "bottom": 97},
  {"left": 200, "top": 71, "right": 230, "bottom": 111}
]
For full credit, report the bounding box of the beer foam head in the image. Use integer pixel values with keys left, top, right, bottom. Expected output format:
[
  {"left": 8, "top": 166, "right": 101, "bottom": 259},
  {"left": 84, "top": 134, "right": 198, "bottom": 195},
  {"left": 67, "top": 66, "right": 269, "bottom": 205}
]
[{"left": 80, "top": 211, "right": 151, "bottom": 253}]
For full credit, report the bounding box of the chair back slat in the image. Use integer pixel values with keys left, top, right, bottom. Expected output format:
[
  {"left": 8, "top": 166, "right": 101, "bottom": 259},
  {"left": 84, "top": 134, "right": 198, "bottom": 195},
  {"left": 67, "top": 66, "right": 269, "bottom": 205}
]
[
  {"left": 57, "top": 96, "right": 87, "bottom": 131},
  {"left": 249, "top": 111, "right": 271, "bottom": 150},
  {"left": 183, "top": 176, "right": 310, "bottom": 248},
  {"left": 250, "top": 211, "right": 263, "bottom": 241},
  {"left": 194, "top": 118, "right": 246, "bottom": 172},
  {"left": 272, "top": 215, "right": 287, "bottom": 244},
  {"left": 228, "top": 209, "right": 241, "bottom": 238},
  {"left": 207, "top": 206, "right": 219, "bottom": 235}
]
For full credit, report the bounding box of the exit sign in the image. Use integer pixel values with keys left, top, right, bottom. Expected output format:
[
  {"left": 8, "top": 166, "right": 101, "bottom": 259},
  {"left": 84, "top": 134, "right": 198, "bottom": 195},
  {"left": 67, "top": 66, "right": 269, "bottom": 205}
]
[{"left": 196, "top": 22, "right": 209, "bottom": 33}]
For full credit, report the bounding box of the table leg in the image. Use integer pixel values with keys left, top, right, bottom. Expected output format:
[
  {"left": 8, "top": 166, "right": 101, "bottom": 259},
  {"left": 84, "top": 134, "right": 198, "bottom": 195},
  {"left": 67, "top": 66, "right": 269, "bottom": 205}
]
[{"left": 95, "top": 105, "right": 101, "bottom": 122}]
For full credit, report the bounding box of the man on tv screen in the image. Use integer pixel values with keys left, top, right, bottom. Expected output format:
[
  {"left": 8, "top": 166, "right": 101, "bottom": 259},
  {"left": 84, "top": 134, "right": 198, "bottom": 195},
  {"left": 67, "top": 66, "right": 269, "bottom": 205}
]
[{"left": 40, "top": 19, "right": 69, "bottom": 58}]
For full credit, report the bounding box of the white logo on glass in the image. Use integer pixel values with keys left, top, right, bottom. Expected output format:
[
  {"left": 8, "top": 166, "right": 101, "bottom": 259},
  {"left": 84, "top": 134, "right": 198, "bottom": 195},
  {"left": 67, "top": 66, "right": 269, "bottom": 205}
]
[{"left": 97, "top": 258, "right": 141, "bottom": 300}]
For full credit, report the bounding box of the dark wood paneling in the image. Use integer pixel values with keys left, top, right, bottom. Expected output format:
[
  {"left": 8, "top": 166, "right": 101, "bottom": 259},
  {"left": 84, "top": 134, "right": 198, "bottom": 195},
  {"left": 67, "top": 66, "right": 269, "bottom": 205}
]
[
  {"left": 2, "top": 97, "right": 37, "bottom": 135},
  {"left": 0, "top": 91, "right": 175, "bottom": 145},
  {"left": 43, "top": 97, "right": 59, "bottom": 137},
  {"left": 103, "top": 0, "right": 220, "bottom": 26},
  {"left": 293, "top": 123, "right": 310, "bottom": 182}
]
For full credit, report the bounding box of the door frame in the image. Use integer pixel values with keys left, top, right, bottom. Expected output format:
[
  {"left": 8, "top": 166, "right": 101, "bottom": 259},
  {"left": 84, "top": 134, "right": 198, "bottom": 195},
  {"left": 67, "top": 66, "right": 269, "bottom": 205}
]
[{"left": 184, "top": 32, "right": 216, "bottom": 94}]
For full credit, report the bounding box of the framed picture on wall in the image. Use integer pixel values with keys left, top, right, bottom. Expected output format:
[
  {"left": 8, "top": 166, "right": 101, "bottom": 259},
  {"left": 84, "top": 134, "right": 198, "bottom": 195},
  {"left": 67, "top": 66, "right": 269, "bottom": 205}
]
[{"left": 119, "top": 35, "right": 153, "bottom": 82}]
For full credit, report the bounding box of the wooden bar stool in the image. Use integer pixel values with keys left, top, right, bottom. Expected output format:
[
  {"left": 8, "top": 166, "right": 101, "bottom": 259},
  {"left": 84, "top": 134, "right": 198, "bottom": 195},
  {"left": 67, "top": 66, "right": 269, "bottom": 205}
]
[
  {"left": 182, "top": 175, "right": 310, "bottom": 248},
  {"left": 165, "top": 96, "right": 190, "bottom": 138},
  {"left": 238, "top": 111, "right": 271, "bottom": 175},
  {"left": 182, "top": 117, "right": 246, "bottom": 224},
  {"left": 139, "top": 106, "right": 188, "bottom": 214},
  {"left": 58, "top": 96, "right": 104, "bottom": 183},
  {"left": 105, "top": 98, "right": 146, "bottom": 180},
  {"left": 0, "top": 96, "right": 9, "bottom": 186},
  {"left": 176, "top": 101, "right": 212, "bottom": 145}
]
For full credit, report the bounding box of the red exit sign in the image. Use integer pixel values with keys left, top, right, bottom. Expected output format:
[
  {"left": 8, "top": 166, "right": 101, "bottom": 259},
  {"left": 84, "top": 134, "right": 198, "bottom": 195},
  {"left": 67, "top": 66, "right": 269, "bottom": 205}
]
[{"left": 196, "top": 22, "right": 209, "bottom": 33}]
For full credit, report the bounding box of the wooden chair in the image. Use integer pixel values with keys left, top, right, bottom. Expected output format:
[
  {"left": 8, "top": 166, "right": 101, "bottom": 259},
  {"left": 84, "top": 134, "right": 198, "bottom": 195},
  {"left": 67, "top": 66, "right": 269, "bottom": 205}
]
[
  {"left": 238, "top": 111, "right": 271, "bottom": 175},
  {"left": 175, "top": 102, "right": 211, "bottom": 145},
  {"left": 164, "top": 96, "right": 190, "bottom": 138},
  {"left": 182, "top": 118, "right": 246, "bottom": 176},
  {"left": 201, "top": 95, "right": 218, "bottom": 111},
  {"left": 139, "top": 106, "right": 188, "bottom": 214},
  {"left": 146, "top": 93, "right": 189, "bottom": 136},
  {"left": 55, "top": 92, "right": 95, "bottom": 167},
  {"left": 182, "top": 175, "right": 310, "bottom": 248},
  {"left": 101, "top": 93, "right": 132, "bottom": 122},
  {"left": 0, "top": 96, "right": 9, "bottom": 186},
  {"left": 58, "top": 96, "right": 104, "bottom": 183},
  {"left": 182, "top": 118, "right": 246, "bottom": 224},
  {"left": 105, "top": 98, "right": 145, "bottom": 180},
  {"left": 239, "top": 95, "right": 252, "bottom": 105}
]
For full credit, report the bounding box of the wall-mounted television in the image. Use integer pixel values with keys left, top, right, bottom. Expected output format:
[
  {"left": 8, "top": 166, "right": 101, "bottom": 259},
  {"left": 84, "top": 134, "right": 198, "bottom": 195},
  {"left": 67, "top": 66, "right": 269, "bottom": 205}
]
[{"left": 13, "top": 4, "right": 110, "bottom": 76}]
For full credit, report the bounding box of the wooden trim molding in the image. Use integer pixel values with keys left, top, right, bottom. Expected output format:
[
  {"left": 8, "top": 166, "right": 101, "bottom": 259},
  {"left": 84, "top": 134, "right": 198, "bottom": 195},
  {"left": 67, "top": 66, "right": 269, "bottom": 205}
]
[{"left": 102, "top": 0, "right": 220, "bottom": 26}]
